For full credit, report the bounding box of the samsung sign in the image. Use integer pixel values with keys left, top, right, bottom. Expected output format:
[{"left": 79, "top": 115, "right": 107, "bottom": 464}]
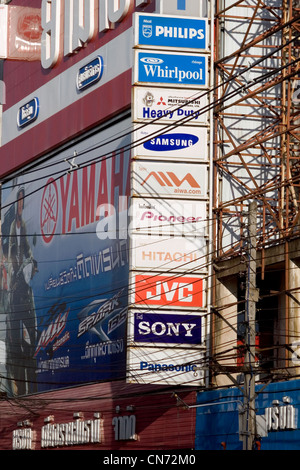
[
  {"left": 135, "top": 14, "right": 208, "bottom": 50},
  {"left": 133, "top": 124, "right": 208, "bottom": 160},
  {"left": 135, "top": 51, "right": 207, "bottom": 87}
]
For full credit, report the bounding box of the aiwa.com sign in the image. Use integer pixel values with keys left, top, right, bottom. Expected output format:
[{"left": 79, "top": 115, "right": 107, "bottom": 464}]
[{"left": 134, "top": 51, "right": 207, "bottom": 88}]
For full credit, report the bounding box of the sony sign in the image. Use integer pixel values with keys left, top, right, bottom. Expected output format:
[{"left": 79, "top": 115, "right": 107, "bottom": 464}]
[{"left": 134, "top": 312, "right": 202, "bottom": 345}]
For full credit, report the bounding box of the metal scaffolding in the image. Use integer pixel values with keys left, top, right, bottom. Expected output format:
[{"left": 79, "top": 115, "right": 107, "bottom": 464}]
[
  {"left": 214, "top": 0, "right": 300, "bottom": 259},
  {"left": 211, "top": 0, "right": 300, "bottom": 384}
]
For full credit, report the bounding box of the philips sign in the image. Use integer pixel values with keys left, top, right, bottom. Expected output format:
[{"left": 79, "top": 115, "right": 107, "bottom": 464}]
[
  {"left": 17, "top": 98, "right": 39, "bottom": 128},
  {"left": 135, "top": 14, "right": 208, "bottom": 50},
  {"left": 135, "top": 51, "right": 207, "bottom": 87}
]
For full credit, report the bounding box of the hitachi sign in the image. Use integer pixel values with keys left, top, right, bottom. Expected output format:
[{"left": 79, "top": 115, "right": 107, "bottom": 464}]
[{"left": 41, "top": 0, "right": 150, "bottom": 69}]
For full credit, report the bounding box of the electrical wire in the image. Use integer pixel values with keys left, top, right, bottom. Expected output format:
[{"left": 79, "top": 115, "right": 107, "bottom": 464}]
[{"left": 0, "top": 5, "right": 298, "bottom": 402}]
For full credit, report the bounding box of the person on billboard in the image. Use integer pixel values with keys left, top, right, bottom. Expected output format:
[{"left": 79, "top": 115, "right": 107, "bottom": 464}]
[
  {"left": 6, "top": 186, "right": 38, "bottom": 396},
  {"left": 0, "top": 227, "right": 9, "bottom": 394}
]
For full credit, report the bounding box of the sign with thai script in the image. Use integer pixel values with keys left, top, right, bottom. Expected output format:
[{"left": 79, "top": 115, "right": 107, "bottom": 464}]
[
  {"left": 12, "top": 428, "right": 34, "bottom": 450},
  {"left": 76, "top": 56, "right": 104, "bottom": 91},
  {"left": 41, "top": 416, "right": 102, "bottom": 448},
  {"left": 17, "top": 98, "right": 39, "bottom": 128},
  {"left": 1, "top": 118, "right": 131, "bottom": 396}
]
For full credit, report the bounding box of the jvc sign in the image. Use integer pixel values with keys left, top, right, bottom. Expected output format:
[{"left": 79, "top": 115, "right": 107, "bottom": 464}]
[
  {"left": 135, "top": 14, "right": 208, "bottom": 50},
  {"left": 135, "top": 51, "right": 207, "bottom": 87}
]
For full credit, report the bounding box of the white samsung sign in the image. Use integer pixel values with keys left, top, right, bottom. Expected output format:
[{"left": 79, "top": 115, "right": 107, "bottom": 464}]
[{"left": 133, "top": 124, "right": 208, "bottom": 161}]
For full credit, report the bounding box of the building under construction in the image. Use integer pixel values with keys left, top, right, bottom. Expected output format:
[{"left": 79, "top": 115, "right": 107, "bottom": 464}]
[{"left": 0, "top": 0, "right": 299, "bottom": 452}]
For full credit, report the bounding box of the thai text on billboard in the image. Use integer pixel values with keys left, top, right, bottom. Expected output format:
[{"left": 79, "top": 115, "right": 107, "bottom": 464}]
[{"left": 1, "top": 118, "right": 131, "bottom": 396}]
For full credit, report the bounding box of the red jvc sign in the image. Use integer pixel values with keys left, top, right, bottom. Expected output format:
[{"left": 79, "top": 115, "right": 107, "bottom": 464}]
[{"left": 134, "top": 274, "right": 204, "bottom": 308}]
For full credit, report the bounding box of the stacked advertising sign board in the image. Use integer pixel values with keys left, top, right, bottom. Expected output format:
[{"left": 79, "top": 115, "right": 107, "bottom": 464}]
[{"left": 127, "top": 13, "right": 211, "bottom": 386}]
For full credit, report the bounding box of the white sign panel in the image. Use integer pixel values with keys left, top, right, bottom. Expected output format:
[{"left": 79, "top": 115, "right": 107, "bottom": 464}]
[
  {"left": 132, "top": 86, "right": 208, "bottom": 126},
  {"left": 129, "top": 198, "right": 207, "bottom": 236},
  {"left": 131, "top": 235, "right": 207, "bottom": 272},
  {"left": 127, "top": 346, "right": 205, "bottom": 386},
  {"left": 133, "top": 124, "right": 208, "bottom": 161},
  {"left": 131, "top": 160, "right": 208, "bottom": 199}
]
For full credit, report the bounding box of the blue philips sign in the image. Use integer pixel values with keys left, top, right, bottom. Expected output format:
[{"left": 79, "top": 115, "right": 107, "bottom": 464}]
[
  {"left": 136, "top": 51, "right": 207, "bottom": 87},
  {"left": 135, "top": 14, "right": 208, "bottom": 50},
  {"left": 17, "top": 97, "right": 39, "bottom": 128}
]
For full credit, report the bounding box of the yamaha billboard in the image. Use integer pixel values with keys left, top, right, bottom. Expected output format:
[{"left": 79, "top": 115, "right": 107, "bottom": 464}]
[{"left": 1, "top": 118, "right": 131, "bottom": 396}]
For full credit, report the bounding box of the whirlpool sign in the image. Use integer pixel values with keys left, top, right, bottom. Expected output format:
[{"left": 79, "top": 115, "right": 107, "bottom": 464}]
[{"left": 134, "top": 51, "right": 207, "bottom": 88}]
